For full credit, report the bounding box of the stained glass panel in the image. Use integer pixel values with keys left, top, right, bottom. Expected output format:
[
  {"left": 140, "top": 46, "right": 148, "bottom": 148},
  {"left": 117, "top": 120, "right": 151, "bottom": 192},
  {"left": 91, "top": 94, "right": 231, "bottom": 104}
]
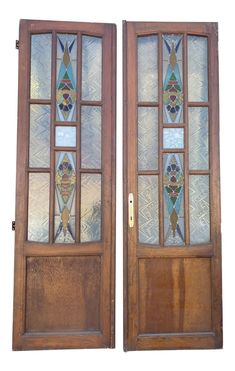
[
  {"left": 54, "top": 152, "right": 76, "bottom": 243},
  {"left": 55, "top": 126, "right": 76, "bottom": 147},
  {"left": 56, "top": 34, "right": 77, "bottom": 121},
  {"left": 28, "top": 173, "right": 50, "bottom": 242},
  {"left": 189, "top": 107, "right": 209, "bottom": 170},
  {"left": 163, "top": 153, "right": 184, "bottom": 245},
  {"left": 29, "top": 105, "right": 50, "bottom": 168},
  {"left": 163, "top": 34, "right": 183, "bottom": 124},
  {"left": 30, "top": 34, "right": 52, "bottom": 99},
  {"left": 163, "top": 128, "right": 184, "bottom": 149},
  {"left": 80, "top": 174, "right": 101, "bottom": 242},
  {"left": 82, "top": 36, "right": 102, "bottom": 101},
  {"left": 137, "top": 36, "right": 158, "bottom": 102},
  {"left": 188, "top": 36, "right": 208, "bottom": 102},
  {"left": 138, "top": 176, "right": 159, "bottom": 244},
  {"left": 81, "top": 106, "right": 101, "bottom": 169},
  {"left": 189, "top": 175, "right": 210, "bottom": 244},
  {"left": 138, "top": 107, "right": 158, "bottom": 170}
]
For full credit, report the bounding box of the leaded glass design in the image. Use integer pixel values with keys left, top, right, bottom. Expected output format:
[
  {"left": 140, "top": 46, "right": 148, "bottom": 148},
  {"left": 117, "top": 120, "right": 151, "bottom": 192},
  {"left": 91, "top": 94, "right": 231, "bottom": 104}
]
[
  {"left": 55, "top": 126, "right": 76, "bottom": 147},
  {"left": 188, "top": 36, "right": 208, "bottom": 102},
  {"left": 163, "top": 128, "right": 184, "bottom": 149},
  {"left": 138, "top": 176, "right": 159, "bottom": 244},
  {"left": 81, "top": 106, "right": 101, "bottom": 169},
  {"left": 189, "top": 107, "right": 209, "bottom": 170},
  {"left": 29, "top": 105, "right": 50, "bottom": 167},
  {"left": 137, "top": 36, "right": 158, "bottom": 102},
  {"left": 56, "top": 34, "right": 77, "bottom": 121},
  {"left": 163, "top": 34, "right": 183, "bottom": 123},
  {"left": 138, "top": 107, "right": 158, "bottom": 170},
  {"left": 164, "top": 154, "right": 184, "bottom": 245},
  {"left": 30, "top": 34, "right": 52, "bottom": 99},
  {"left": 54, "top": 152, "right": 76, "bottom": 243},
  {"left": 189, "top": 175, "right": 210, "bottom": 244}
]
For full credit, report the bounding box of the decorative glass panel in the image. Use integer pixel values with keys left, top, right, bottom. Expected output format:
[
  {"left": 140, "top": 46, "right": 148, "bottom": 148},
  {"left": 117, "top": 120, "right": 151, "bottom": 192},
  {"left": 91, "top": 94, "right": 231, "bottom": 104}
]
[
  {"left": 81, "top": 106, "right": 101, "bottom": 169},
  {"left": 163, "top": 34, "right": 183, "bottom": 123},
  {"left": 188, "top": 36, "right": 208, "bottom": 102},
  {"left": 137, "top": 36, "right": 158, "bottom": 102},
  {"left": 28, "top": 173, "right": 50, "bottom": 242},
  {"left": 189, "top": 175, "right": 210, "bottom": 244},
  {"left": 80, "top": 174, "right": 101, "bottom": 242},
  {"left": 163, "top": 128, "right": 184, "bottom": 149},
  {"left": 29, "top": 105, "right": 50, "bottom": 167},
  {"left": 55, "top": 126, "right": 76, "bottom": 147},
  {"left": 164, "top": 153, "right": 184, "bottom": 245},
  {"left": 189, "top": 107, "right": 209, "bottom": 170},
  {"left": 56, "top": 34, "right": 77, "bottom": 121},
  {"left": 82, "top": 36, "right": 102, "bottom": 101},
  {"left": 138, "top": 107, "right": 158, "bottom": 170},
  {"left": 54, "top": 152, "right": 76, "bottom": 243},
  {"left": 138, "top": 176, "right": 159, "bottom": 244},
  {"left": 30, "top": 34, "right": 52, "bottom": 99}
]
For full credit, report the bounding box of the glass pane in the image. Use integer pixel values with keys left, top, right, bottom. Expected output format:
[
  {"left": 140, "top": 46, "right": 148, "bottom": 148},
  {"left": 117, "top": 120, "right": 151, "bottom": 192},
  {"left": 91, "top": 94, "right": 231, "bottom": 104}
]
[
  {"left": 55, "top": 126, "right": 76, "bottom": 147},
  {"left": 163, "top": 34, "right": 183, "bottom": 123},
  {"left": 137, "top": 36, "right": 158, "bottom": 102},
  {"left": 28, "top": 173, "right": 50, "bottom": 242},
  {"left": 138, "top": 176, "right": 159, "bottom": 244},
  {"left": 30, "top": 34, "right": 52, "bottom": 99},
  {"left": 29, "top": 105, "right": 50, "bottom": 168},
  {"left": 138, "top": 107, "right": 158, "bottom": 170},
  {"left": 81, "top": 106, "right": 101, "bottom": 169},
  {"left": 188, "top": 36, "right": 208, "bottom": 102},
  {"left": 189, "top": 175, "right": 210, "bottom": 244},
  {"left": 189, "top": 107, "right": 209, "bottom": 170},
  {"left": 164, "top": 153, "right": 184, "bottom": 245},
  {"left": 80, "top": 174, "right": 101, "bottom": 242},
  {"left": 82, "top": 36, "right": 102, "bottom": 101},
  {"left": 163, "top": 128, "right": 184, "bottom": 149},
  {"left": 54, "top": 152, "right": 76, "bottom": 243},
  {"left": 56, "top": 34, "right": 77, "bottom": 121}
]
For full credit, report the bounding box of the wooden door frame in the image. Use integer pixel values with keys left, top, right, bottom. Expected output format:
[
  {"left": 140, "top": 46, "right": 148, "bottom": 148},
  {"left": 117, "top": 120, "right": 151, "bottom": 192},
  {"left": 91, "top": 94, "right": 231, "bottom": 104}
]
[
  {"left": 123, "top": 21, "right": 222, "bottom": 350},
  {"left": 13, "top": 19, "right": 116, "bottom": 350}
]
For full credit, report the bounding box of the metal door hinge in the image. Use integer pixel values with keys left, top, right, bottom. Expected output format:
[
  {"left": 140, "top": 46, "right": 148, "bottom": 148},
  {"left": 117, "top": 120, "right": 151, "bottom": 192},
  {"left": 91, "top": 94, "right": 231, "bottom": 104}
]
[
  {"left": 15, "top": 40, "right": 19, "bottom": 50},
  {"left": 12, "top": 221, "right": 16, "bottom": 231},
  {"left": 128, "top": 193, "right": 134, "bottom": 228}
]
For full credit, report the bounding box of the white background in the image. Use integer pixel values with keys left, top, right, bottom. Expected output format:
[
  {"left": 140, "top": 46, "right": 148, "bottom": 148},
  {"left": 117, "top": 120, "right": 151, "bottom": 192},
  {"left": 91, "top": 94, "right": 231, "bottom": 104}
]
[{"left": 0, "top": 0, "right": 234, "bottom": 369}]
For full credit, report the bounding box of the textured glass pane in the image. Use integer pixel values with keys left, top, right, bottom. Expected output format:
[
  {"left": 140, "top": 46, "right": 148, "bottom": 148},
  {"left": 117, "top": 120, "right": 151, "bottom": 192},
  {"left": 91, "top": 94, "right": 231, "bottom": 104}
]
[
  {"left": 28, "top": 173, "right": 50, "bottom": 242},
  {"left": 163, "top": 128, "right": 184, "bottom": 149},
  {"left": 164, "top": 153, "right": 184, "bottom": 245},
  {"left": 54, "top": 152, "right": 76, "bottom": 243},
  {"left": 188, "top": 36, "right": 208, "bottom": 102},
  {"left": 81, "top": 106, "right": 101, "bottom": 169},
  {"left": 56, "top": 34, "right": 77, "bottom": 121},
  {"left": 138, "top": 107, "right": 158, "bottom": 170},
  {"left": 138, "top": 36, "right": 158, "bottom": 102},
  {"left": 30, "top": 34, "right": 52, "bottom": 99},
  {"left": 82, "top": 36, "right": 102, "bottom": 101},
  {"left": 189, "top": 175, "right": 210, "bottom": 244},
  {"left": 80, "top": 174, "right": 101, "bottom": 242},
  {"left": 163, "top": 34, "right": 183, "bottom": 123},
  {"left": 55, "top": 127, "right": 76, "bottom": 147},
  {"left": 29, "top": 105, "right": 50, "bottom": 167},
  {"left": 189, "top": 107, "right": 209, "bottom": 170},
  {"left": 138, "top": 176, "right": 159, "bottom": 244}
]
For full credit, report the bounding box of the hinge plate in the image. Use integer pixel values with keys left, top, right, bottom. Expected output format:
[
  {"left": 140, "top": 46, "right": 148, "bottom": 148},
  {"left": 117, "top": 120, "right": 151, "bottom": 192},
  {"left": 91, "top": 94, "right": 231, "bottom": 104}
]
[
  {"left": 15, "top": 40, "right": 19, "bottom": 50},
  {"left": 12, "top": 221, "right": 16, "bottom": 231}
]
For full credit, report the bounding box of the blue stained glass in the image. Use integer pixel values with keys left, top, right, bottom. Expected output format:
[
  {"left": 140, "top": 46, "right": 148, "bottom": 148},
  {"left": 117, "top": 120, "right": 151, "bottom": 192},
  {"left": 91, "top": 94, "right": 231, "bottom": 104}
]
[
  {"left": 163, "top": 128, "right": 184, "bottom": 149},
  {"left": 55, "top": 127, "right": 76, "bottom": 147}
]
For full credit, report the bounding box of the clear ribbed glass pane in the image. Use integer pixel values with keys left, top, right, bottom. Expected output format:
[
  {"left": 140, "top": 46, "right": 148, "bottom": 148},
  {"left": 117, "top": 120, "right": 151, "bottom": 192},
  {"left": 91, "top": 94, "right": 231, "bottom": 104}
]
[
  {"left": 189, "top": 107, "right": 209, "bottom": 170},
  {"left": 138, "top": 107, "right": 158, "bottom": 170},
  {"left": 188, "top": 36, "right": 208, "bottom": 102},
  {"left": 30, "top": 34, "right": 52, "bottom": 99},
  {"left": 189, "top": 175, "right": 210, "bottom": 244},
  {"left": 80, "top": 174, "right": 101, "bottom": 242},
  {"left": 137, "top": 36, "right": 158, "bottom": 102},
  {"left": 28, "top": 173, "right": 50, "bottom": 242},
  {"left": 82, "top": 36, "right": 102, "bottom": 101},
  {"left": 163, "top": 128, "right": 184, "bottom": 149},
  {"left": 138, "top": 176, "right": 159, "bottom": 244},
  {"left": 55, "top": 127, "right": 76, "bottom": 147},
  {"left": 29, "top": 105, "right": 50, "bottom": 168},
  {"left": 81, "top": 106, "right": 101, "bottom": 169}
]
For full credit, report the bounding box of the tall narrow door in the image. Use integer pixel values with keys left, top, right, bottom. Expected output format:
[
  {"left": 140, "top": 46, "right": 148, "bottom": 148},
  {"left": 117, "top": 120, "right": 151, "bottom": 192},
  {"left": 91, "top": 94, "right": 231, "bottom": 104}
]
[
  {"left": 13, "top": 20, "right": 116, "bottom": 350},
  {"left": 123, "top": 22, "right": 222, "bottom": 350}
]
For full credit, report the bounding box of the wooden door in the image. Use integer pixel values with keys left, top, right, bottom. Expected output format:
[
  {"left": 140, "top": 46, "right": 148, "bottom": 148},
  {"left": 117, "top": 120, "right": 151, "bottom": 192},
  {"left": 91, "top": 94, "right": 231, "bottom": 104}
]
[
  {"left": 123, "top": 22, "right": 222, "bottom": 350},
  {"left": 13, "top": 19, "right": 116, "bottom": 350}
]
